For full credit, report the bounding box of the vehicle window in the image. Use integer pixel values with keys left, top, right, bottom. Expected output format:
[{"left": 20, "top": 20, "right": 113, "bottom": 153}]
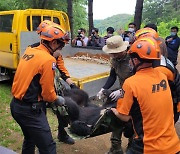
[
  {"left": 27, "top": 16, "right": 60, "bottom": 31},
  {"left": 53, "top": 17, "right": 60, "bottom": 25},
  {"left": 27, "top": 16, "right": 41, "bottom": 31},
  {"left": 43, "top": 16, "right": 51, "bottom": 21},
  {"left": 43, "top": 16, "right": 60, "bottom": 25},
  {"left": 0, "top": 14, "right": 14, "bottom": 32}
]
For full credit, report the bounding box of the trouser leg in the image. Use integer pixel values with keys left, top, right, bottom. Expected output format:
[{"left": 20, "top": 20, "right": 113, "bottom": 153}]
[
  {"left": 56, "top": 111, "right": 69, "bottom": 139},
  {"left": 108, "top": 128, "right": 123, "bottom": 154},
  {"left": 56, "top": 111, "right": 75, "bottom": 144},
  {"left": 10, "top": 100, "right": 56, "bottom": 154}
]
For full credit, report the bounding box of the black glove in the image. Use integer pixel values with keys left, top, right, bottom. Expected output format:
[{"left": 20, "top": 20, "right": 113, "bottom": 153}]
[
  {"left": 54, "top": 96, "right": 65, "bottom": 106},
  {"left": 70, "top": 83, "right": 79, "bottom": 89}
]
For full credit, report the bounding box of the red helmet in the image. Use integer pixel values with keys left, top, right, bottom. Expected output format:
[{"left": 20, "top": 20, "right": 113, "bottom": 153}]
[
  {"left": 39, "top": 22, "right": 70, "bottom": 43},
  {"left": 135, "top": 28, "right": 159, "bottom": 40},
  {"left": 128, "top": 37, "right": 160, "bottom": 60}
]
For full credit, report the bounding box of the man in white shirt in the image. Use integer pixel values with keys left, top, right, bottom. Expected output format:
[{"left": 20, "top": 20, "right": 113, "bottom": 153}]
[{"left": 72, "top": 28, "right": 88, "bottom": 47}]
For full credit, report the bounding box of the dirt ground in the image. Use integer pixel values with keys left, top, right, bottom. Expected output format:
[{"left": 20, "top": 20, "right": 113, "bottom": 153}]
[
  {"left": 56, "top": 121, "right": 180, "bottom": 154},
  {"left": 56, "top": 133, "right": 128, "bottom": 154}
]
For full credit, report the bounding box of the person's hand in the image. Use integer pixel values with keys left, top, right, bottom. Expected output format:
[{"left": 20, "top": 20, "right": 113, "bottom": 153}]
[
  {"left": 109, "top": 89, "right": 124, "bottom": 101},
  {"left": 166, "top": 37, "right": 173, "bottom": 42},
  {"left": 88, "top": 36, "right": 92, "bottom": 41},
  {"left": 111, "top": 108, "right": 119, "bottom": 117},
  {"left": 70, "top": 83, "right": 79, "bottom": 89},
  {"left": 97, "top": 88, "right": 105, "bottom": 99},
  {"left": 54, "top": 96, "right": 65, "bottom": 106}
]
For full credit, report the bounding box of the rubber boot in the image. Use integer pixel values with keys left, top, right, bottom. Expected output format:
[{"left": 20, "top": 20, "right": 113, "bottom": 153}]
[
  {"left": 106, "top": 129, "right": 123, "bottom": 154},
  {"left": 58, "top": 126, "right": 75, "bottom": 145}
]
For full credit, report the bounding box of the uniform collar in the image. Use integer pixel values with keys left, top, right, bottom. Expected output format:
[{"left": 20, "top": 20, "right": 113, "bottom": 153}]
[{"left": 37, "top": 44, "right": 51, "bottom": 54}]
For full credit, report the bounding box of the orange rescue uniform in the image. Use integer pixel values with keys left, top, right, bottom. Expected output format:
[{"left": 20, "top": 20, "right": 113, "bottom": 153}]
[
  {"left": 56, "top": 55, "right": 70, "bottom": 80},
  {"left": 117, "top": 68, "right": 180, "bottom": 154},
  {"left": 12, "top": 44, "right": 57, "bottom": 103}
]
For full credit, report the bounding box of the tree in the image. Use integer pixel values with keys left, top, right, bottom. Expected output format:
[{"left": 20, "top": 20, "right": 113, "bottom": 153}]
[
  {"left": 143, "top": 0, "right": 180, "bottom": 24},
  {"left": 88, "top": 0, "right": 93, "bottom": 36},
  {"left": 67, "top": 0, "right": 73, "bottom": 40},
  {"left": 134, "top": 0, "right": 144, "bottom": 30}
]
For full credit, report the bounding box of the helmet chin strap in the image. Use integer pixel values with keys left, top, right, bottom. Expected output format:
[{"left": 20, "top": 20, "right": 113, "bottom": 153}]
[
  {"left": 41, "top": 41, "right": 54, "bottom": 55},
  {"left": 42, "top": 41, "right": 62, "bottom": 55},
  {"left": 130, "top": 58, "right": 144, "bottom": 74}
]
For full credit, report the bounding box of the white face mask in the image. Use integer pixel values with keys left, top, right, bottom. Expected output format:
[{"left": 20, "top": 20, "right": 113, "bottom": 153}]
[
  {"left": 107, "top": 34, "right": 113, "bottom": 37},
  {"left": 80, "top": 34, "right": 85, "bottom": 38},
  {"left": 128, "top": 28, "right": 135, "bottom": 32}
]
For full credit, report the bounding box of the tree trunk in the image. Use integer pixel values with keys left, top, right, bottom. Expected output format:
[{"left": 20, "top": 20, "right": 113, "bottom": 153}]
[
  {"left": 67, "top": 0, "right": 73, "bottom": 41},
  {"left": 88, "top": 0, "right": 93, "bottom": 36},
  {"left": 41, "top": 0, "right": 47, "bottom": 8},
  {"left": 32, "top": 0, "right": 47, "bottom": 9},
  {"left": 173, "top": 0, "right": 178, "bottom": 11},
  {"left": 32, "top": 0, "right": 38, "bottom": 8},
  {"left": 134, "top": 0, "right": 144, "bottom": 30}
]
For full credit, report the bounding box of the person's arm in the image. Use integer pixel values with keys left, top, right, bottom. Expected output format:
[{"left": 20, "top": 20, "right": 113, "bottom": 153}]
[
  {"left": 40, "top": 59, "right": 57, "bottom": 102},
  {"left": 83, "top": 37, "right": 88, "bottom": 46},
  {"left": 56, "top": 55, "right": 70, "bottom": 81},
  {"left": 56, "top": 55, "right": 78, "bottom": 88},
  {"left": 103, "top": 67, "right": 117, "bottom": 89},
  {"left": 72, "top": 38, "right": 77, "bottom": 46},
  {"left": 111, "top": 108, "right": 131, "bottom": 122},
  {"left": 174, "top": 69, "right": 180, "bottom": 103},
  {"left": 166, "top": 37, "right": 180, "bottom": 51},
  {"left": 80, "top": 38, "right": 86, "bottom": 47},
  {"left": 97, "top": 37, "right": 105, "bottom": 47},
  {"left": 97, "top": 67, "right": 117, "bottom": 99},
  {"left": 87, "top": 36, "right": 92, "bottom": 46},
  {"left": 115, "top": 79, "right": 134, "bottom": 121}
]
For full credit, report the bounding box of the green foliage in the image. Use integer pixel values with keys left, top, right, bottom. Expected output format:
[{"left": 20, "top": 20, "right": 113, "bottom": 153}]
[
  {"left": 158, "top": 18, "right": 180, "bottom": 38},
  {"left": 0, "top": 81, "right": 22, "bottom": 149},
  {"left": 143, "top": 0, "right": 180, "bottom": 24},
  {"left": 0, "top": 0, "right": 88, "bottom": 37},
  {"left": 142, "top": 0, "right": 180, "bottom": 39},
  {"left": 0, "top": 81, "right": 58, "bottom": 152},
  {"left": 94, "top": 14, "right": 133, "bottom": 36},
  {"left": 72, "top": 0, "right": 88, "bottom": 35}
]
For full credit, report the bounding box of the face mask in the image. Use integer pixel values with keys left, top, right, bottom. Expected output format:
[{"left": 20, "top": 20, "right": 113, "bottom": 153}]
[
  {"left": 107, "top": 34, "right": 113, "bottom": 37},
  {"left": 125, "top": 37, "right": 130, "bottom": 42},
  {"left": 171, "top": 32, "right": 177, "bottom": 36},
  {"left": 128, "top": 28, "right": 135, "bottom": 33},
  {"left": 80, "top": 34, "right": 84, "bottom": 38}
]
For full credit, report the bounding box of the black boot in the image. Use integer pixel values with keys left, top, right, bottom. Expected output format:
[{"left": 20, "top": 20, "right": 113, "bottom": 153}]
[
  {"left": 58, "top": 126, "right": 75, "bottom": 145},
  {"left": 58, "top": 134, "right": 75, "bottom": 145},
  {"left": 106, "top": 129, "right": 124, "bottom": 154}
]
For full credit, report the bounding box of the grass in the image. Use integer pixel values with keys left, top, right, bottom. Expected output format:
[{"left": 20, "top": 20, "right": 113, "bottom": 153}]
[
  {"left": 0, "top": 80, "right": 58, "bottom": 153},
  {"left": 0, "top": 81, "right": 22, "bottom": 151}
]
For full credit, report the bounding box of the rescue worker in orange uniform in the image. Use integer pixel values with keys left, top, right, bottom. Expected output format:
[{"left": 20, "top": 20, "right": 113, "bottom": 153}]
[
  {"left": 10, "top": 22, "right": 70, "bottom": 154},
  {"left": 135, "top": 27, "right": 180, "bottom": 123},
  {"left": 112, "top": 38, "right": 180, "bottom": 154},
  {"left": 34, "top": 20, "right": 77, "bottom": 144},
  {"left": 36, "top": 20, "right": 76, "bottom": 88}
]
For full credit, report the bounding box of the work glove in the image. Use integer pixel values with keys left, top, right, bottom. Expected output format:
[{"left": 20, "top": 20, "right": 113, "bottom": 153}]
[
  {"left": 109, "top": 89, "right": 124, "bottom": 101},
  {"left": 70, "top": 83, "right": 80, "bottom": 89},
  {"left": 97, "top": 88, "right": 105, "bottom": 99},
  {"left": 54, "top": 96, "right": 65, "bottom": 106}
]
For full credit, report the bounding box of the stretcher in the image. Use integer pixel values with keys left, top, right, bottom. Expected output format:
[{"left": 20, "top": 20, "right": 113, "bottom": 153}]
[
  {"left": 53, "top": 66, "right": 124, "bottom": 139},
  {"left": 86, "top": 108, "right": 124, "bottom": 138}
]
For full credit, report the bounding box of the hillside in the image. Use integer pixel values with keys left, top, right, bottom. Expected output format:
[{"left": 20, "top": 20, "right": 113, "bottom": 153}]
[{"left": 94, "top": 14, "right": 133, "bottom": 35}]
